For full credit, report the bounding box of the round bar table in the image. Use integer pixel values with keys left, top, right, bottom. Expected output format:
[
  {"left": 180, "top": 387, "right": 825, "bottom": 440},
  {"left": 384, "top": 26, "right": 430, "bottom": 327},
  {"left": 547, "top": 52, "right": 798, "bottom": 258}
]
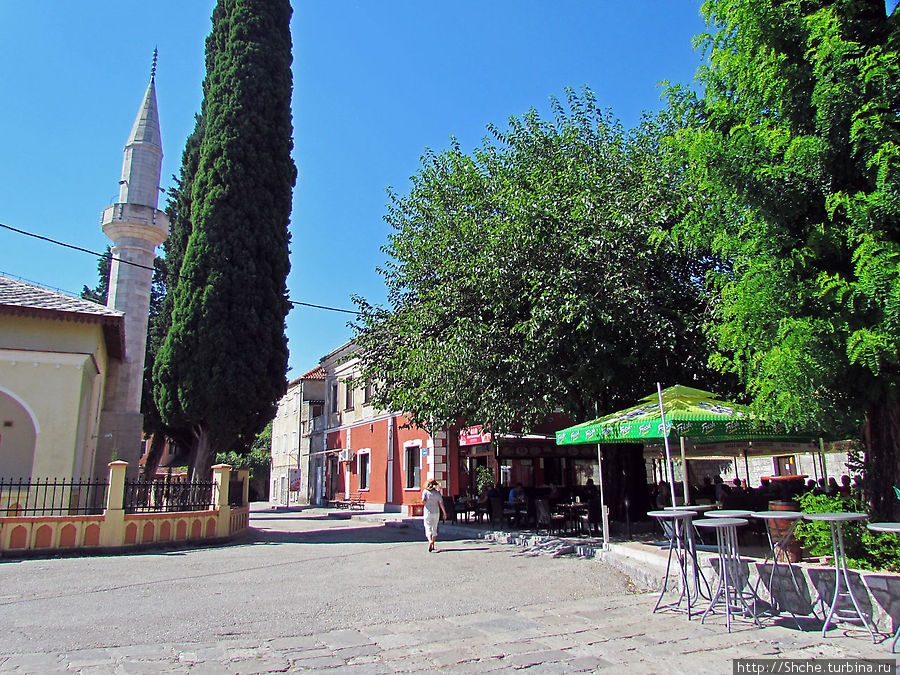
[
  {"left": 803, "top": 512, "right": 875, "bottom": 641},
  {"left": 751, "top": 510, "right": 807, "bottom": 627},
  {"left": 664, "top": 505, "right": 716, "bottom": 599},
  {"left": 867, "top": 522, "right": 900, "bottom": 652},
  {"left": 648, "top": 509, "right": 697, "bottom": 618},
  {"left": 707, "top": 509, "right": 753, "bottom": 518},
  {"left": 693, "top": 517, "right": 760, "bottom": 633}
]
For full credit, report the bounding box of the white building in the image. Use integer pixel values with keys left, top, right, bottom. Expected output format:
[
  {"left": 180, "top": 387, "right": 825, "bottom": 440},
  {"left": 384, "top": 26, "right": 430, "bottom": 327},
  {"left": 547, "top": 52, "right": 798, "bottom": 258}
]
[{"left": 270, "top": 367, "right": 325, "bottom": 506}]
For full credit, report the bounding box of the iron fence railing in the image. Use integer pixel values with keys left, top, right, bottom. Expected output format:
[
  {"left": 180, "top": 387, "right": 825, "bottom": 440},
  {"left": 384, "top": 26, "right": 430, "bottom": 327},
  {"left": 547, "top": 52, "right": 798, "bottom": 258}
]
[
  {"left": 0, "top": 477, "right": 109, "bottom": 516},
  {"left": 123, "top": 475, "right": 217, "bottom": 513}
]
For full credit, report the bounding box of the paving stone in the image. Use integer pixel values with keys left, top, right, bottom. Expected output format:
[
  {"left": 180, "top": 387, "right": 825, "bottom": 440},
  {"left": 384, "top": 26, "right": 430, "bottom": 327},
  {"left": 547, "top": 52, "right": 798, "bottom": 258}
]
[
  {"left": 375, "top": 655, "right": 436, "bottom": 673},
  {"left": 71, "top": 665, "right": 117, "bottom": 675},
  {"left": 320, "top": 665, "right": 394, "bottom": 675},
  {"left": 288, "top": 654, "right": 346, "bottom": 669},
  {"left": 476, "top": 639, "right": 553, "bottom": 658},
  {"left": 320, "top": 629, "right": 373, "bottom": 650},
  {"left": 0, "top": 653, "right": 65, "bottom": 670},
  {"left": 500, "top": 648, "right": 574, "bottom": 668},
  {"left": 264, "top": 636, "right": 321, "bottom": 651},
  {"left": 65, "top": 651, "right": 115, "bottom": 669},
  {"left": 565, "top": 655, "right": 615, "bottom": 671},
  {"left": 227, "top": 656, "right": 291, "bottom": 675},
  {"left": 334, "top": 644, "right": 381, "bottom": 660},
  {"left": 116, "top": 659, "right": 187, "bottom": 674},
  {"left": 178, "top": 664, "right": 235, "bottom": 675}
]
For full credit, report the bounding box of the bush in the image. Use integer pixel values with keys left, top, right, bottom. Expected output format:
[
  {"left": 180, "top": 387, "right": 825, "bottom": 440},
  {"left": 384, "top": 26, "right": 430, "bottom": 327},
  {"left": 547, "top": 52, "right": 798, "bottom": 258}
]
[{"left": 794, "top": 490, "right": 900, "bottom": 572}]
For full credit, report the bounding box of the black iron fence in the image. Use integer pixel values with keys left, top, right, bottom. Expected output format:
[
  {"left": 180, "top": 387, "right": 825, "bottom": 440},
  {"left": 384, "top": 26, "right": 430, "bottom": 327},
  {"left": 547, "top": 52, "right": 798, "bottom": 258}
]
[
  {"left": 123, "top": 475, "right": 217, "bottom": 513},
  {"left": 0, "top": 477, "right": 108, "bottom": 516}
]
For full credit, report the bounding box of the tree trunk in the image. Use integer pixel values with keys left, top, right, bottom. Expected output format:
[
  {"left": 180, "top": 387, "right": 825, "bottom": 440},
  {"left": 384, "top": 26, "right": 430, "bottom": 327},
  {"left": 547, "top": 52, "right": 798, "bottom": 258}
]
[
  {"left": 600, "top": 444, "right": 651, "bottom": 522},
  {"left": 140, "top": 433, "right": 167, "bottom": 482},
  {"left": 189, "top": 425, "right": 213, "bottom": 483},
  {"left": 863, "top": 393, "right": 900, "bottom": 520}
]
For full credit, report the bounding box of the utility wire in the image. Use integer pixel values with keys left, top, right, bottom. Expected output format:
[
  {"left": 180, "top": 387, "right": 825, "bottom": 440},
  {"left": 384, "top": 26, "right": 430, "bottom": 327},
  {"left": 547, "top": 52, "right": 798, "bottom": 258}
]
[{"left": 0, "top": 221, "right": 362, "bottom": 316}]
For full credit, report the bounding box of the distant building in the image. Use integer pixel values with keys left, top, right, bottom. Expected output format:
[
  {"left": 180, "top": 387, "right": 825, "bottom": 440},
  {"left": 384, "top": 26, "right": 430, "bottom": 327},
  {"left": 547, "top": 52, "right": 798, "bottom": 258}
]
[
  {"left": 270, "top": 367, "right": 325, "bottom": 506},
  {"left": 311, "top": 342, "right": 451, "bottom": 513}
]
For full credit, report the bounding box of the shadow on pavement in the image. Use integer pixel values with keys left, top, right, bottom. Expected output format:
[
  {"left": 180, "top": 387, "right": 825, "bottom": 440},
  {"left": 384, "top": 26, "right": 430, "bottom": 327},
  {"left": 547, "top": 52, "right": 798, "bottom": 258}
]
[{"left": 243, "top": 523, "right": 470, "bottom": 547}]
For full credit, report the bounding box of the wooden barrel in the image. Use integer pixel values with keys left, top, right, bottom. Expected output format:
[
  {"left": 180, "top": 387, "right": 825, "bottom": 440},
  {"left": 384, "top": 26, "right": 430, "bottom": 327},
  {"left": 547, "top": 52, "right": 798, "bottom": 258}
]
[{"left": 768, "top": 500, "right": 802, "bottom": 563}]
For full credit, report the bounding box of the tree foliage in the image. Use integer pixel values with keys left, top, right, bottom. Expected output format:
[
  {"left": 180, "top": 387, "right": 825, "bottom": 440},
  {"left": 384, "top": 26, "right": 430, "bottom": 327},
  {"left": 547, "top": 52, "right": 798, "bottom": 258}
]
[
  {"left": 354, "top": 89, "right": 733, "bottom": 435},
  {"left": 80, "top": 247, "right": 111, "bottom": 305},
  {"left": 141, "top": 115, "right": 206, "bottom": 480},
  {"left": 671, "top": 0, "right": 900, "bottom": 515},
  {"left": 153, "top": 0, "right": 296, "bottom": 480}
]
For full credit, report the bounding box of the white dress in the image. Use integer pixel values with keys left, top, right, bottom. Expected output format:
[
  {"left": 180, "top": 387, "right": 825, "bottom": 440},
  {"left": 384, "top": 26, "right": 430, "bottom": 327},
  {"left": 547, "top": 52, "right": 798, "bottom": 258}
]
[{"left": 422, "top": 488, "right": 442, "bottom": 539}]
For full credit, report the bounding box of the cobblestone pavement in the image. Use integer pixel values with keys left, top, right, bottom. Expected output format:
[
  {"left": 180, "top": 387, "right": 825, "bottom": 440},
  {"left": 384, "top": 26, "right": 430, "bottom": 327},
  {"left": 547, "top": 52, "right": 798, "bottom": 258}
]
[{"left": 0, "top": 506, "right": 894, "bottom": 674}]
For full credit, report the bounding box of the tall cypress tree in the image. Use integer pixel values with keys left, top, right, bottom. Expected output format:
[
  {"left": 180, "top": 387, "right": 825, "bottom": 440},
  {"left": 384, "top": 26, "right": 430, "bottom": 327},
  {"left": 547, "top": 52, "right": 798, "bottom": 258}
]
[{"left": 153, "top": 0, "right": 296, "bottom": 479}]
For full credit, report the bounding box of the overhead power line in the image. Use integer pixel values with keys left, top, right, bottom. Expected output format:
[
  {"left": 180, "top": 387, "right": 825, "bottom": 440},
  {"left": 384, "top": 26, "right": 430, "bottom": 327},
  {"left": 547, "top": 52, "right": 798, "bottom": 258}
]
[{"left": 0, "top": 221, "right": 362, "bottom": 316}]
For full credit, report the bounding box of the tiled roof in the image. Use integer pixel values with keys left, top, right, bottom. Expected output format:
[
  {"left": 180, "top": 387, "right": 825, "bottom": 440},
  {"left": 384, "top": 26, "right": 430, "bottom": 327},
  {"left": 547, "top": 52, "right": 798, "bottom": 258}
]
[
  {"left": 0, "top": 274, "right": 125, "bottom": 359},
  {"left": 0, "top": 275, "right": 123, "bottom": 317},
  {"left": 302, "top": 365, "right": 325, "bottom": 380}
]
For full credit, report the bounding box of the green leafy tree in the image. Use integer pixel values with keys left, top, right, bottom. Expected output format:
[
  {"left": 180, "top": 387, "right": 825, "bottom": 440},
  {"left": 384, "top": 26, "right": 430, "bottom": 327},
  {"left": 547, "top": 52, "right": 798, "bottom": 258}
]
[
  {"left": 671, "top": 0, "right": 900, "bottom": 516},
  {"left": 153, "top": 0, "right": 296, "bottom": 481},
  {"left": 355, "top": 89, "right": 732, "bottom": 436},
  {"left": 80, "top": 247, "right": 112, "bottom": 304}
]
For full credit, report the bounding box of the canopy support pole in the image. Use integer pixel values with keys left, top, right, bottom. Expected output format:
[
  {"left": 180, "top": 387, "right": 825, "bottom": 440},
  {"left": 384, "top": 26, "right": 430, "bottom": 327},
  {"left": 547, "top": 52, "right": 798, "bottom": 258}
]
[
  {"left": 596, "top": 445, "right": 609, "bottom": 549},
  {"left": 743, "top": 450, "right": 750, "bottom": 488},
  {"left": 819, "top": 437, "right": 828, "bottom": 485},
  {"left": 657, "top": 383, "right": 678, "bottom": 509},
  {"left": 680, "top": 436, "right": 689, "bottom": 506}
]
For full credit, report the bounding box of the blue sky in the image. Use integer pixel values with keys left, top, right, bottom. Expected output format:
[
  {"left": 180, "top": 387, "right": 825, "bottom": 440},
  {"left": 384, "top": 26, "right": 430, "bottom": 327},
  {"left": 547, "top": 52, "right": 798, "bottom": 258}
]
[{"left": 0, "top": 2, "right": 712, "bottom": 375}]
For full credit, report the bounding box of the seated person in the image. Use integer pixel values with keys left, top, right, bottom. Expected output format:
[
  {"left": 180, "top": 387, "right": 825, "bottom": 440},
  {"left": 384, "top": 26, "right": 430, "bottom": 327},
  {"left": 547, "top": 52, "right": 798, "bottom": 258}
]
[{"left": 508, "top": 482, "right": 526, "bottom": 505}]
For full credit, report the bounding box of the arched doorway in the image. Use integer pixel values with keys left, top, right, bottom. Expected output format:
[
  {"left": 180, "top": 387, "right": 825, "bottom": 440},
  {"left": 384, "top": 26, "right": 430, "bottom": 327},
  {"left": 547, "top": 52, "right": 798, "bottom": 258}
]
[{"left": 0, "top": 388, "right": 38, "bottom": 479}]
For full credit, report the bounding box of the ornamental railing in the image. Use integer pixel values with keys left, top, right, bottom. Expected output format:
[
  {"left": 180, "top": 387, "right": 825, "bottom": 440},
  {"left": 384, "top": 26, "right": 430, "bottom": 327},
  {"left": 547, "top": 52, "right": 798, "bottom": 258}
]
[
  {"left": 123, "top": 475, "right": 217, "bottom": 513},
  {"left": 0, "top": 476, "right": 108, "bottom": 516}
]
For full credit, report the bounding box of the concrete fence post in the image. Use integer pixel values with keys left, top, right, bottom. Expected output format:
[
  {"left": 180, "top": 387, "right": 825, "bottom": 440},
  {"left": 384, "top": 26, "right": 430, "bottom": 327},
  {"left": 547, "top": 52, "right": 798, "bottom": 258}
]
[
  {"left": 237, "top": 468, "right": 250, "bottom": 506},
  {"left": 211, "top": 464, "right": 232, "bottom": 537},
  {"left": 100, "top": 460, "right": 128, "bottom": 547}
]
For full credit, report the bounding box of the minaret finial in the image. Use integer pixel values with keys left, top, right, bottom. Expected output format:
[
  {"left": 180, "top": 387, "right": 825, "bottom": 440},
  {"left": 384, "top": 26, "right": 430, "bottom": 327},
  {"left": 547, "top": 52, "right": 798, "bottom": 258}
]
[{"left": 150, "top": 47, "right": 158, "bottom": 81}]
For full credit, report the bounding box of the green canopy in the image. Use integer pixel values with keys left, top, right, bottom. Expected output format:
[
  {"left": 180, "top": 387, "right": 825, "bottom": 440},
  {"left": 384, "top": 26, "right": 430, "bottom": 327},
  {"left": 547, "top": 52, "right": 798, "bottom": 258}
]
[{"left": 556, "top": 385, "right": 802, "bottom": 445}]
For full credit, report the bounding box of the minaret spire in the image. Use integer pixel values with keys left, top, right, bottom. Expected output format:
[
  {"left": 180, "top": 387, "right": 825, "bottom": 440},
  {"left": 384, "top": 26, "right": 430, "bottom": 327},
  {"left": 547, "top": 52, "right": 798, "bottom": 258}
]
[{"left": 96, "top": 53, "right": 170, "bottom": 477}]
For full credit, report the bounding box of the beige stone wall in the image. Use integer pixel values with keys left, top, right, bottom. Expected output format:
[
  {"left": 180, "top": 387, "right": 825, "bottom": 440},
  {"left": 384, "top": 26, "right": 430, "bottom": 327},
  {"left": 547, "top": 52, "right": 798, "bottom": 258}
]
[{"left": 0, "top": 316, "right": 109, "bottom": 481}]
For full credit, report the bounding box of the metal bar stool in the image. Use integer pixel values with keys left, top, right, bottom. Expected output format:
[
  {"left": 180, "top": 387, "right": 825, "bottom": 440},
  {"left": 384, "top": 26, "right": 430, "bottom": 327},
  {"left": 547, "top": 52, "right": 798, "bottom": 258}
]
[
  {"left": 867, "top": 522, "right": 900, "bottom": 652},
  {"left": 664, "top": 505, "right": 715, "bottom": 600},
  {"left": 750, "top": 510, "right": 807, "bottom": 628},
  {"left": 694, "top": 517, "right": 761, "bottom": 632},
  {"left": 803, "top": 512, "right": 875, "bottom": 641},
  {"left": 648, "top": 509, "right": 696, "bottom": 618}
]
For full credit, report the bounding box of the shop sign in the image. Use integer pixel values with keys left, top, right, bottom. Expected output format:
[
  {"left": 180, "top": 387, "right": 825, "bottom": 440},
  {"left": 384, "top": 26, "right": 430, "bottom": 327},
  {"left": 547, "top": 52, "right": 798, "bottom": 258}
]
[
  {"left": 289, "top": 468, "right": 302, "bottom": 491},
  {"left": 459, "top": 425, "right": 492, "bottom": 446}
]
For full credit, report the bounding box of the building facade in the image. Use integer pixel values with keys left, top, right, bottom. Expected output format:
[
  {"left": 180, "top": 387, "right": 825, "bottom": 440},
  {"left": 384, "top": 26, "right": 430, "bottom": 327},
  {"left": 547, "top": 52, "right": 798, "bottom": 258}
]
[
  {"left": 0, "top": 275, "right": 124, "bottom": 482},
  {"left": 270, "top": 367, "right": 325, "bottom": 507},
  {"left": 299, "top": 342, "right": 454, "bottom": 513}
]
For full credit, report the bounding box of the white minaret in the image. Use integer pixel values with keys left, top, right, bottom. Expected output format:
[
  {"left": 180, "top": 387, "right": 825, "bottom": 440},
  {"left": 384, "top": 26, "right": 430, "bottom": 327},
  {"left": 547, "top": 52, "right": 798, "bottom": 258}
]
[{"left": 96, "top": 52, "right": 169, "bottom": 477}]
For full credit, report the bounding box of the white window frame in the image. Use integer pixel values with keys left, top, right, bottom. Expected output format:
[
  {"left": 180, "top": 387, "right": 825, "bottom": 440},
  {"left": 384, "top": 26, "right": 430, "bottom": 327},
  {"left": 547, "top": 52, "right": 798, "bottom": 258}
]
[
  {"left": 357, "top": 449, "right": 371, "bottom": 491},
  {"left": 404, "top": 441, "right": 421, "bottom": 490}
]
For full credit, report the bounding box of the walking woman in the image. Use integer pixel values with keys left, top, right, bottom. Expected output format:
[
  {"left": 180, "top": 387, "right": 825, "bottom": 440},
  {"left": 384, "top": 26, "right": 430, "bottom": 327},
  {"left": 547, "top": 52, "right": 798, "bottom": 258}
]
[{"left": 422, "top": 478, "right": 448, "bottom": 552}]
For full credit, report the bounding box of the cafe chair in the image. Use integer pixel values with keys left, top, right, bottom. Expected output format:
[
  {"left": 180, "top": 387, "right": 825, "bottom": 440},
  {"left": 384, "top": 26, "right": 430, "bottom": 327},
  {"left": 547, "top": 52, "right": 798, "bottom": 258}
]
[
  {"left": 535, "top": 499, "right": 566, "bottom": 536},
  {"left": 489, "top": 497, "right": 516, "bottom": 529},
  {"left": 441, "top": 496, "right": 457, "bottom": 524},
  {"left": 579, "top": 497, "right": 604, "bottom": 536}
]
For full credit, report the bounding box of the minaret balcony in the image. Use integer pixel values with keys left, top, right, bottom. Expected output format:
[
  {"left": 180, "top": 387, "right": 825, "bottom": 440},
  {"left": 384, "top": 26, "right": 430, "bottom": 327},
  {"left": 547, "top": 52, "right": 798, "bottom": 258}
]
[{"left": 101, "top": 203, "right": 169, "bottom": 248}]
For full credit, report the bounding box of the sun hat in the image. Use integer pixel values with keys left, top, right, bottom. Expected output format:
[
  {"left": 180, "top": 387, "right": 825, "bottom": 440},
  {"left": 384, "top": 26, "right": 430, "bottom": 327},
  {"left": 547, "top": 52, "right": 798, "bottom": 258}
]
[{"left": 426, "top": 479, "right": 440, "bottom": 489}]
